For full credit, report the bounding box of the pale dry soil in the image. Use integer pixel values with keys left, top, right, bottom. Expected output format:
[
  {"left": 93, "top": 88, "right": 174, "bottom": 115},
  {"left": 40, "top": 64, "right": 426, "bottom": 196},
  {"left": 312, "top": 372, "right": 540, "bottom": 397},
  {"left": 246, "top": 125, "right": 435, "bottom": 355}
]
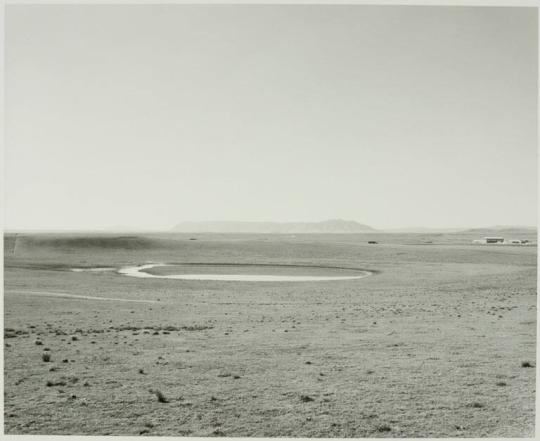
[{"left": 3, "top": 233, "right": 537, "bottom": 437}]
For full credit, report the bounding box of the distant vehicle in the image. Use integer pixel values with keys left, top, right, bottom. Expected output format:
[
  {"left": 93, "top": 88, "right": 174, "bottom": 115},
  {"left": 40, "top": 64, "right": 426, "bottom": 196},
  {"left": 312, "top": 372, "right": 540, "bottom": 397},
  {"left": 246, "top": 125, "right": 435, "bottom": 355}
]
[
  {"left": 485, "top": 237, "right": 504, "bottom": 244},
  {"left": 189, "top": 238, "right": 197, "bottom": 240},
  {"left": 368, "top": 241, "right": 378, "bottom": 244}
]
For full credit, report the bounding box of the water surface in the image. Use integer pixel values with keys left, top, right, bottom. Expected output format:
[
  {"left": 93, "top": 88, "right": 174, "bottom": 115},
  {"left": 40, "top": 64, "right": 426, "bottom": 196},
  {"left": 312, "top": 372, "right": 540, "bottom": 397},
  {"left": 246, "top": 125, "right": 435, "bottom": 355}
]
[{"left": 117, "top": 263, "right": 372, "bottom": 282}]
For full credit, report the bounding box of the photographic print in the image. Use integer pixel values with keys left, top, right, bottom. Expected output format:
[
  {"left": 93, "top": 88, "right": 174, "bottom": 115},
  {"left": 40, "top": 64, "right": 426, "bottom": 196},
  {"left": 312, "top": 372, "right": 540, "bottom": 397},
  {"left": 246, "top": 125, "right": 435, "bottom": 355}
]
[{"left": 3, "top": 3, "right": 537, "bottom": 437}]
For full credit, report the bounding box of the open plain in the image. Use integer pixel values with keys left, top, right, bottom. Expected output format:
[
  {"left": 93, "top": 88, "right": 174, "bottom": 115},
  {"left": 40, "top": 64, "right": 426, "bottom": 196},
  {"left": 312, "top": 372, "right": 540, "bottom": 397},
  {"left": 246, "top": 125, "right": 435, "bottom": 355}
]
[{"left": 3, "top": 232, "right": 537, "bottom": 437}]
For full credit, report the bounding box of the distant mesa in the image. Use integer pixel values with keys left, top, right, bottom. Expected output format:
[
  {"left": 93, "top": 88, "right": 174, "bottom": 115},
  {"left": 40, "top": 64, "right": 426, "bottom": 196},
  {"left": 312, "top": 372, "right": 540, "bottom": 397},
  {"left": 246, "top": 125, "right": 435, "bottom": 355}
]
[{"left": 171, "top": 219, "right": 376, "bottom": 234}]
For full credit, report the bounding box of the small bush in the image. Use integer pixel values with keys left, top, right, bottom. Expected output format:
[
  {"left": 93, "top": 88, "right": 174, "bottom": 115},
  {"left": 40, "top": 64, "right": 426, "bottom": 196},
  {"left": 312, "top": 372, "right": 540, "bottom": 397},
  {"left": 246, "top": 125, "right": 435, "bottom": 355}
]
[
  {"left": 42, "top": 353, "right": 51, "bottom": 362},
  {"left": 151, "top": 389, "right": 169, "bottom": 403},
  {"left": 300, "top": 395, "right": 314, "bottom": 402},
  {"left": 521, "top": 361, "right": 534, "bottom": 368},
  {"left": 377, "top": 425, "right": 391, "bottom": 432}
]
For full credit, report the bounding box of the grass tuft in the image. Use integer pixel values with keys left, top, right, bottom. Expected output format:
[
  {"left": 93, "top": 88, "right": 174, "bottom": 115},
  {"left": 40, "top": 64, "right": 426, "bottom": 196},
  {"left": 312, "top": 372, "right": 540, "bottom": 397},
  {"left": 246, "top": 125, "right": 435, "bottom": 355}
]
[
  {"left": 468, "top": 402, "right": 485, "bottom": 408},
  {"left": 46, "top": 380, "right": 67, "bottom": 387},
  {"left": 377, "top": 425, "right": 391, "bottom": 432}
]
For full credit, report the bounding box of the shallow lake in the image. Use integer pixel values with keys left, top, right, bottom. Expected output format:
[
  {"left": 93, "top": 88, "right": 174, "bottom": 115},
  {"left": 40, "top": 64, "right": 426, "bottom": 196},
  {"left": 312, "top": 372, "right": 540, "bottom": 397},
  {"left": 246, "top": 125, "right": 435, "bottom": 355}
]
[{"left": 117, "top": 263, "right": 372, "bottom": 282}]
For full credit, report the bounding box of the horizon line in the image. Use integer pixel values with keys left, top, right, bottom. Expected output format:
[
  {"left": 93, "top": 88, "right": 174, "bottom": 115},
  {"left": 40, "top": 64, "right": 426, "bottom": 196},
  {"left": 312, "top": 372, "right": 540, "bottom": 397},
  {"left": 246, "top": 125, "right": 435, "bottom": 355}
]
[{"left": 3, "top": 222, "right": 538, "bottom": 234}]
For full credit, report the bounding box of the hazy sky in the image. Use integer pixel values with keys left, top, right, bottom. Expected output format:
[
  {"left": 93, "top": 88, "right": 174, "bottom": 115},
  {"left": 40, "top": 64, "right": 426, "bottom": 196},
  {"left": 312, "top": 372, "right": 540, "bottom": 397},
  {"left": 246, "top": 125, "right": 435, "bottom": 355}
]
[{"left": 5, "top": 5, "right": 537, "bottom": 230}]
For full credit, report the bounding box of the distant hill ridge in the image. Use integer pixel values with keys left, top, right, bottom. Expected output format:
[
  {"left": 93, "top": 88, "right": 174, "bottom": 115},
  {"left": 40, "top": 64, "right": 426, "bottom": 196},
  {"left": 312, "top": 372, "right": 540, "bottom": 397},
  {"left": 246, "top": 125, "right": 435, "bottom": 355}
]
[
  {"left": 16, "top": 235, "right": 166, "bottom": 250},
  {"left": 465, "top": 225, "right": 536, "bottom": 231},
  {"left": 172, "top": 219, "right": 376, "bottom": 234},
  {"left": 462, "top": 226, "right": 537, "bottom": 236}
]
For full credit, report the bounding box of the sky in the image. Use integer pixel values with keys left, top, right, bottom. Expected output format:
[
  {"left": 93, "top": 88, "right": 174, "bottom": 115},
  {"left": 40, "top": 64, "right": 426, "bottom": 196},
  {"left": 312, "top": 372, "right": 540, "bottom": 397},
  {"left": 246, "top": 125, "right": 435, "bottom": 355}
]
[{"left": 4, "top": 5, "right": 538, "bottom": 231}]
